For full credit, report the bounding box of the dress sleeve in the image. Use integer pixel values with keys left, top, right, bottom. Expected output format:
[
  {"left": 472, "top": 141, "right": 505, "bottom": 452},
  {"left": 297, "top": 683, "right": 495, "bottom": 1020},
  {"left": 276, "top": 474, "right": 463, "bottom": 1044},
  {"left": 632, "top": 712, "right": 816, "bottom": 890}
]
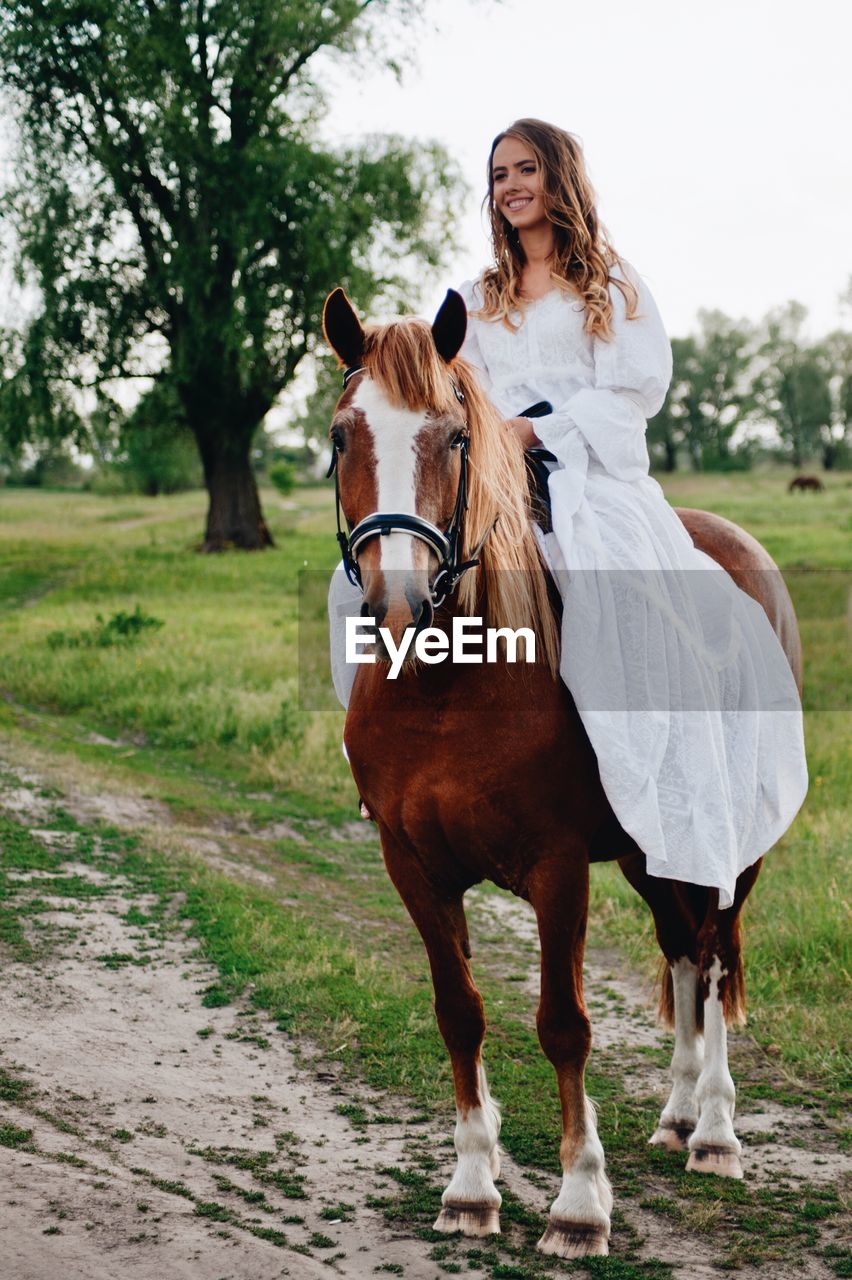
[
  {"left": 456, "top": 277, "right": 495, "bottom": 395},
  {"left": 534, "top": 264, "right": 672, "bottom": 481}
]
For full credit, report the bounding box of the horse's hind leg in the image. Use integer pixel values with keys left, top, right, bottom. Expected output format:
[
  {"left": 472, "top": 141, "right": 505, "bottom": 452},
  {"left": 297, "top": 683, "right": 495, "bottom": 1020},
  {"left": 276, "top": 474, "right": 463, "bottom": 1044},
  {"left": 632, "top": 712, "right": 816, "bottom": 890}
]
[
  {"left": 687, "top": 864, "right": 760, "bottom": 1180},
  {"left": 654, "top": 956, "right": 703, "bottom": 1151},
  {"left": 618, "top": 855, "right": 705, "bottom": 1151},
  {"left": 380, "top": 834, "right": 500, "bottom": 1236},
  {"left": 527, "top": 855, "right": 611, "bottom": 1259}
]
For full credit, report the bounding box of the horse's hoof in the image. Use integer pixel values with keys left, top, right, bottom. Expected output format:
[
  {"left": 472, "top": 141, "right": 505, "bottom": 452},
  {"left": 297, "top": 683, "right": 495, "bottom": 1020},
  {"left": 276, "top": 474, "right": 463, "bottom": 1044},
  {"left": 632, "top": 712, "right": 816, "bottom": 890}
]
[
  {"left": 686, "top": 1145, "right": 744, "bottom": 1179},
  {"left": 650, "top": 1121, "right": 694, "bottom": 1152},
  {"left": 433, "top": 1202, "right": 500, "bottom": 1236},
  {"left": 536, "top": 1219, "right": 609, "bottom": 1258}
]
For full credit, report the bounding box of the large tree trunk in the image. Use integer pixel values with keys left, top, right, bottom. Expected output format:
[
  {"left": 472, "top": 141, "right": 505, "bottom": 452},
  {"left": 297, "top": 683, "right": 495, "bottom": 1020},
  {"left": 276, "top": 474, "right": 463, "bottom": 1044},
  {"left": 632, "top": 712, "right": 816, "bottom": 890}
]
[{"left": 196, "top": 432, "right": 274, "bottom": 552}]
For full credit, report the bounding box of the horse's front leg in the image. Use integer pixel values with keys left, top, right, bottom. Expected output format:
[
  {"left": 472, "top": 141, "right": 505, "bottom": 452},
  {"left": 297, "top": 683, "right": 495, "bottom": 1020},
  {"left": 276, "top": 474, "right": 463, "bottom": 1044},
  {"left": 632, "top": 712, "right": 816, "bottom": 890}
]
[
  {"left": 380, "top": 834, "right": 501, "bottom": 1236},
  {"left": 527, "top": 856, "right": 611, "bottom": 1258}
]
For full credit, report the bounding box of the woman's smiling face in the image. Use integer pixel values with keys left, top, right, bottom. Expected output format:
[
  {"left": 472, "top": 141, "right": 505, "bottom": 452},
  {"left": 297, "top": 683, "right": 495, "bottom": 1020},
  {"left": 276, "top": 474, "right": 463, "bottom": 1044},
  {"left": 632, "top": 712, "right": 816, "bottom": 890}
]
[{"left": 491, "top": 135, "right": 548, "bottom": 233}]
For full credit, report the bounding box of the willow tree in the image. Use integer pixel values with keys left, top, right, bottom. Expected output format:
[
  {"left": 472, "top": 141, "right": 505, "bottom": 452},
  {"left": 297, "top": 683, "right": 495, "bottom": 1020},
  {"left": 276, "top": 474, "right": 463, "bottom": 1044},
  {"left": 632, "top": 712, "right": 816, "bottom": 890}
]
[{"left": 0, "top": 2, "right": 461, "bottom": 548}]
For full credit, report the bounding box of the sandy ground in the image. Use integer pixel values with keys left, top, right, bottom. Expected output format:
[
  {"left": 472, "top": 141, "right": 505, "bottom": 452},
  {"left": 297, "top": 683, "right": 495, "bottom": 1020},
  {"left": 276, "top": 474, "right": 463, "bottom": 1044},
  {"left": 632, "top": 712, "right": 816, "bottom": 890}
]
[
  {"left": 0, "top": 757, "right": 847, "bottom": 1280},
  {"left": 0, "top": 845, "right": 498, "bottom": 1279},
  {"left": 0, "top": 767, "right": 548, "bottom": 1280}
]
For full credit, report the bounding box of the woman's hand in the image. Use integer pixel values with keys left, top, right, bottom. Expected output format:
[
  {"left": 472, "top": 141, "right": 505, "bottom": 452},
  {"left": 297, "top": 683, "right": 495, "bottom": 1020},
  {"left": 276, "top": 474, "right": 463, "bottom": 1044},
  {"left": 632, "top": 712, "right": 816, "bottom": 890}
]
[{"left": 505, "top": 416, "right": 540, "bottom": 448}]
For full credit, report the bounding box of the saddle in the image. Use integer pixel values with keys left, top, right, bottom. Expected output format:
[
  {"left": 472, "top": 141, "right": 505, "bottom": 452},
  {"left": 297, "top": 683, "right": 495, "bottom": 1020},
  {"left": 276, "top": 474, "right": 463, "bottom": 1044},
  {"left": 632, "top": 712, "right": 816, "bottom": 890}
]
[{"left": 521, "top": 401, "right": 557, "bottom": 534}]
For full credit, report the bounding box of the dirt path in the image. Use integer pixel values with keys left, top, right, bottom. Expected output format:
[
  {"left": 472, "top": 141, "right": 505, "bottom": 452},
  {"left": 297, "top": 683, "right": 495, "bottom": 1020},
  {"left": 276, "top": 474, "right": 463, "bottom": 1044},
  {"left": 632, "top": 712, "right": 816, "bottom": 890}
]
[
  {"left": 0, "top": 765, "right": 548, "bottom": 1280},
  {"left": 0, "top": 756, "right": 847, "bottom": 1279}
]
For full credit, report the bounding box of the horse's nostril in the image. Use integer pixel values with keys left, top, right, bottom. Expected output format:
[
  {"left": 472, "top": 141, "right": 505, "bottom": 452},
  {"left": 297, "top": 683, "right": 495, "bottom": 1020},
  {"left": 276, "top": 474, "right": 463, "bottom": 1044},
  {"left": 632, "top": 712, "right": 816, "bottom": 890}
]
[
  {"left": 414, "top": 599, "right": 434, "bottom": 634},
  {"left": 360, "top": 599, "right": 387, "bottom": 628}
]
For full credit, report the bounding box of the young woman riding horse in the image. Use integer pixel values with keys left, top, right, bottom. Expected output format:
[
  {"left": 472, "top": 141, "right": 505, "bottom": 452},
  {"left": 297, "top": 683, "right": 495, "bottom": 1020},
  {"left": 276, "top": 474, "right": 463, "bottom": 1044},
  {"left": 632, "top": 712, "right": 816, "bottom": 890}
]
[{"left": 323, "top": 118, "right": 807, "bottom": 1260}]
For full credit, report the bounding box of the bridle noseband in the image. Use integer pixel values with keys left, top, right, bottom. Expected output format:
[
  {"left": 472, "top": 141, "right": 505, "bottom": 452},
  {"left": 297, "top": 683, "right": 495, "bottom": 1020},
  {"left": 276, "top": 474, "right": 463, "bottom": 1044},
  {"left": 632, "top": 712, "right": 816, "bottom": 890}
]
[{"left": 327, "top": 366, "right": 488, "bottom": 608}]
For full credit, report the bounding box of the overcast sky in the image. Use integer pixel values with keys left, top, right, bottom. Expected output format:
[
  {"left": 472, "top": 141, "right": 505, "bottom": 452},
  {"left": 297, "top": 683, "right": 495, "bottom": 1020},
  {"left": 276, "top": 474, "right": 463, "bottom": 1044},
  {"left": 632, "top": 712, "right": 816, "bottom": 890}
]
[{"left": 319, "top": 0, "right": 852, "bottom": 339}]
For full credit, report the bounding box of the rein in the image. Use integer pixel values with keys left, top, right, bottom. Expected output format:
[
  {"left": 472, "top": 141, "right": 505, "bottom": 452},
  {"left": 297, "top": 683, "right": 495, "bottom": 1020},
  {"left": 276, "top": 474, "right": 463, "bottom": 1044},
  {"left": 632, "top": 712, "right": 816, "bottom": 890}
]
[{"left": 327, "top": 366, "right": 489, "bottom": 607}]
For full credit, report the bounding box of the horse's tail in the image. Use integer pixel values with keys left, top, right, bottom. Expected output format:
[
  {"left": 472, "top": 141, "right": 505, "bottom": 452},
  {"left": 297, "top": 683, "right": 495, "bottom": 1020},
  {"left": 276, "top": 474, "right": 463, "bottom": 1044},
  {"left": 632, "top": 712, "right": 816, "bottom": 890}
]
[
  {"left": 658, "top": 959, "right": 675, "bottom": 1027},
  {"left": 720, "top": 955, "right": 748, "bottom": 1027}
]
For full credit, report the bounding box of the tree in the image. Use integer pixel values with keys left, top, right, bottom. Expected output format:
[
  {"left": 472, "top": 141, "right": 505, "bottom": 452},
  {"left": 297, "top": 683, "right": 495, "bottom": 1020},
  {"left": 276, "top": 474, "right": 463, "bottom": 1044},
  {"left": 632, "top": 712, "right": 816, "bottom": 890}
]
[
  {"left": 816, "top": 328, "right": 852, "bottom": 469},
  {"left": 656, "top": 315, "right": 756, "bottom": 471},
  {"left": 0, "top": 1, "right": 462, "bottom": 548},
  {"left": 646, "top": 337, "right": 688, "bottom": 471},
  {"left": 289, "top": 351, "right": 350, "bottom": 448},
  {"left": 755, "top": 303, "right": 832, "bottom": 468},
  {"left": 117, "top": 378, "right": 202, "bottom": 495}
]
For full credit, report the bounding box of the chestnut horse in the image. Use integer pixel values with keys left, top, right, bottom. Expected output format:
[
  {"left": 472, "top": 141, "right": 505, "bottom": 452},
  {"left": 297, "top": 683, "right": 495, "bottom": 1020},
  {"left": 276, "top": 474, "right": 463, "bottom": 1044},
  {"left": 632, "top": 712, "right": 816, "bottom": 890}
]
[{"left": 323, "top": 287, "right": 803, "bottom": 1260}]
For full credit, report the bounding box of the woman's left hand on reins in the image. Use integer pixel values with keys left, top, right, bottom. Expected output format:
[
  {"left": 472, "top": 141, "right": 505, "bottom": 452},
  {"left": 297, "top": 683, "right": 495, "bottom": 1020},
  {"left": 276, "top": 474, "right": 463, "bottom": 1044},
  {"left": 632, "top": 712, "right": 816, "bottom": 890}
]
[{"left": 506, "top": 416, "right": 540, "bottom": 448}]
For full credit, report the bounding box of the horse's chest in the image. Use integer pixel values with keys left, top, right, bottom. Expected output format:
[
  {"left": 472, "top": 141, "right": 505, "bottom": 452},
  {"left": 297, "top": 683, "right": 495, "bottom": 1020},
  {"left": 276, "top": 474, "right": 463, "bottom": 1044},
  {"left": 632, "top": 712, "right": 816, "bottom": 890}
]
[{"left": 344, "top": 675, "right": 601, "bottom": 889}]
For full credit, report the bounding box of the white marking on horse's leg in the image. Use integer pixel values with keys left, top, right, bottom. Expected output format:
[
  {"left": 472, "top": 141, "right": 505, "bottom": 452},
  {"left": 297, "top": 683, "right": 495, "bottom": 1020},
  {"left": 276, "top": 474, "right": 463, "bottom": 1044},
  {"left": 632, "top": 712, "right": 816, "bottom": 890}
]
[
  {"left": 434, "top": 1061, "right": 501, "bottom": 1236},
  {"left": 687, "top": 956, "right": 743, "bottom": 1178},
  {"left": 537, "top": 1097, "right": 610, "bottom": 1258},
  {"left": 651, "top": 957, "right": 704, "bottom": 1150},
  {"left": 477, "top": 1060, "right": 502, "bottom": 1181}
]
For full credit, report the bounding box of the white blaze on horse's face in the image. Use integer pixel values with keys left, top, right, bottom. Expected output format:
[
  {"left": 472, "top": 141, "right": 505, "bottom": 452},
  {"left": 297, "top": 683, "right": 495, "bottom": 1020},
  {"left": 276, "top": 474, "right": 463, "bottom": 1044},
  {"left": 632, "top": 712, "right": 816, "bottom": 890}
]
[
  {"left": 348, "top": 376, "right": 455, "bottom": 645},
  {"left": 351, "top": 379, "right": 430, "bottom": 576}
]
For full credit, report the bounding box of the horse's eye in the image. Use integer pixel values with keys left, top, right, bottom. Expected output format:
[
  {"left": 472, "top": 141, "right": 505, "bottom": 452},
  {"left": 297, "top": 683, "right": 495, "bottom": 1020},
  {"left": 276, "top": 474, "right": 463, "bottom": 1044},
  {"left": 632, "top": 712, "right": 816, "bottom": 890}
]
[
  {"left": 330, "top": 426, "right": 345, "bottom": 453},
  {"left": 450, "top": 430, "right": 468, "bottom": 450}
]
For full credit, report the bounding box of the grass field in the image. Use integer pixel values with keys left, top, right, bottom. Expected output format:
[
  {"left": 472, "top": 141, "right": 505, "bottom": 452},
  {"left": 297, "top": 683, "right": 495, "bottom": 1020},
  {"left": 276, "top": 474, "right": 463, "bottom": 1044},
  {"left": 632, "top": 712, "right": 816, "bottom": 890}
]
[
  {"left": 0, "top": 470, "right": 849, "bottom": 1088},
  {"left": 0, "top": 470, "right": 849, "bottom": 1277}
]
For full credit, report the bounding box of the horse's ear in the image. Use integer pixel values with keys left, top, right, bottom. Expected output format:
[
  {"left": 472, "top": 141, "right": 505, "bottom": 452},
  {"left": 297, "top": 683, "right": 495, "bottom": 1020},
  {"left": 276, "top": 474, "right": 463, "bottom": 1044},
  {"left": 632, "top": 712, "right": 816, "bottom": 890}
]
[
  {"left": 432, "top": 289, "right": 467, "bottom": 364},
  {"left": 323, "top": 288, "right": 366, "bottom": 369}
]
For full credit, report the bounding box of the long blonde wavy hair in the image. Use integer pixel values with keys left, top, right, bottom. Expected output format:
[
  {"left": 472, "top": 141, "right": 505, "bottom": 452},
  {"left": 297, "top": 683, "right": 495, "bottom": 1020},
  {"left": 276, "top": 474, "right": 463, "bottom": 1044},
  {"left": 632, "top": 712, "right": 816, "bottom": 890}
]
[
  {"left": 360, "top": 317, "right": 560, "bottom": 675},
  {"left": 478, "top": 118, "right": 638, "bottom": 338}
]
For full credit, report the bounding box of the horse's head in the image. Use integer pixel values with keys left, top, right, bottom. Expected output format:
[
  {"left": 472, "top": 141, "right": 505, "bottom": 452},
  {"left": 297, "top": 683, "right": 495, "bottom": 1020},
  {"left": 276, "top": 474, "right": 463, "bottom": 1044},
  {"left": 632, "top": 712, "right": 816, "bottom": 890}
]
[{"left": 323, "top": 287, "right": 471, "bottom": 649}]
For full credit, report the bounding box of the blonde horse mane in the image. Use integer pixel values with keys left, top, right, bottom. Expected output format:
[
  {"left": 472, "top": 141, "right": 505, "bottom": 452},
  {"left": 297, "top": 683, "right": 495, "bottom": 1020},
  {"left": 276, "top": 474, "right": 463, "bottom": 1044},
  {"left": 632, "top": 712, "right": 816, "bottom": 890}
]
[{"left": 362, "top": 317, "right": 560, "bottom": 675}]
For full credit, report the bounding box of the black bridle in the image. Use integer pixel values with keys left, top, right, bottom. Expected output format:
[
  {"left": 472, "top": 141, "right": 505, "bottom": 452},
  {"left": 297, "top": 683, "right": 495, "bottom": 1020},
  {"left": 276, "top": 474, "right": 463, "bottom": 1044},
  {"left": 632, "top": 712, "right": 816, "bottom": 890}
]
[{"left": 326, "top": 366, "right": 488, "bottom": 608}]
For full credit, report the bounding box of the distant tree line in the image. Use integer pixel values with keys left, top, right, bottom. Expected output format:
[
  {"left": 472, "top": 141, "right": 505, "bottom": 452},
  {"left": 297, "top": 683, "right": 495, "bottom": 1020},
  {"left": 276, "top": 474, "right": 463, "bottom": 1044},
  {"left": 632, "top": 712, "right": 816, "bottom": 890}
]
[
  {"left": 3, "top": 288, "right": 850, "bottom": 494},
  {"left": 647, "top": 296, "right": 852, "bottom": 472}
]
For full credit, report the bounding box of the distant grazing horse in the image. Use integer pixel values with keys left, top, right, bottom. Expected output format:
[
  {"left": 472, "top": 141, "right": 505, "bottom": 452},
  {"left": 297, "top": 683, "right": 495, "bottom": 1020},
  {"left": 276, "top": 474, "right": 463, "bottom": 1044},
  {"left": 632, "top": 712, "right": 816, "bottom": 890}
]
[
  {"left": 323, "top": 288, "right": 803, "bottom": 1259},
  {"left": 788, "top": 474, "right": 824, "bottom": 493}
]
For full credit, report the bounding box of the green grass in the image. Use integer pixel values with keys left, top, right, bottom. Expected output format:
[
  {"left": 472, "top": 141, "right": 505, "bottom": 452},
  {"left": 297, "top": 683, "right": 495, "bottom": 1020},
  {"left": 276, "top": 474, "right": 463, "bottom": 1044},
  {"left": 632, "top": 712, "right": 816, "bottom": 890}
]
[{"left": 0, "top": 472, "right": 849, "bottom": 1100}]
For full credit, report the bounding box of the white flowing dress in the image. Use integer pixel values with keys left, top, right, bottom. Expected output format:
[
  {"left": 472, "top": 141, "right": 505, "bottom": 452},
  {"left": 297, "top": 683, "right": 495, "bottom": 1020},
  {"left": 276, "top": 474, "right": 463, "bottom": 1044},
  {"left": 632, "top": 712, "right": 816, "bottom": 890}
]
[
  {"left": 454, "top": 266, "right": 807, "bottom": 906},
  {"left": 328, "top": 265, "right": 808, "bottom": 906}
]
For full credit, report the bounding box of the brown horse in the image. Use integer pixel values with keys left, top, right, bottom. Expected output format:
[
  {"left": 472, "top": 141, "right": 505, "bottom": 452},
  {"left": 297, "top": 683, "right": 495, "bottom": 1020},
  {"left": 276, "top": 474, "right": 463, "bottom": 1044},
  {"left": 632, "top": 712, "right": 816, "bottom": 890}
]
[
  {"left": 788, "top": 474, "right": 824, "bottom": 492},
  {"left": 323, "top": 287, "right": 803, "bottom": 1260}
]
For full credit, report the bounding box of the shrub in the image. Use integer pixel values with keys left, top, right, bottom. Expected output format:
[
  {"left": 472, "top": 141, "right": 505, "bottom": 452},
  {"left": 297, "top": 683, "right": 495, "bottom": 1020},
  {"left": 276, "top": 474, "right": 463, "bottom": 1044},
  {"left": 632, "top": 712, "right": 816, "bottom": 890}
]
[
  {"left": 47, "top": 606, "right": 164, "bottom": 650},
  {"left": 269, "top": 461, "right": 296, "bottom": 496}
]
